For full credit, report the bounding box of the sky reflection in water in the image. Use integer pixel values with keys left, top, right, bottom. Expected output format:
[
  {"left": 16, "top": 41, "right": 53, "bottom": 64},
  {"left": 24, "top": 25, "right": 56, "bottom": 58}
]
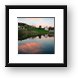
[
  {"left": 18, "top": 42, "right": 41, "bottom": 54},
  {"left": 18, "top": 35, "right": 54, "bottom": 54}
]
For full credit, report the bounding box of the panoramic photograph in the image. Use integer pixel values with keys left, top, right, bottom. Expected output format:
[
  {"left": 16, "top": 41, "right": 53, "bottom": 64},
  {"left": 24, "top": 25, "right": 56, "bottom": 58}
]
[{"left": 18, "top": 17, "right": 55, "bottom": 54}]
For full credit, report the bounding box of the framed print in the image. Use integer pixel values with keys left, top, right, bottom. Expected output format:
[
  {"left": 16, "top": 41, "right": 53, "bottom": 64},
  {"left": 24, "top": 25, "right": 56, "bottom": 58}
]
[{"left": 5, "top": 5, "right": 67, "bottom": 67}]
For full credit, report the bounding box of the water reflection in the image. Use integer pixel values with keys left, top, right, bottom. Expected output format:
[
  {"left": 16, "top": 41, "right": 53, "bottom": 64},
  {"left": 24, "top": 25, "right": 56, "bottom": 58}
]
[
  {"left": 18, "top": 34, "right": 54, "bottom": 54},
  {"left": 38, "top": 35, "right": 41, "bottom": 39},
  {"left": 18, "top": 42, "right": 41, "bottom": 54},
  {"left": 19, "top": 34, "right": 54, "bottom": 41}
]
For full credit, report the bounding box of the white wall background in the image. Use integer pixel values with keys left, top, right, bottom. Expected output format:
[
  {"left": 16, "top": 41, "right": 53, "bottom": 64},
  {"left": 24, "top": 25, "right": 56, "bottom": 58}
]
[{"left": 0, "top": 0, "right": 78, "bottom": 78}]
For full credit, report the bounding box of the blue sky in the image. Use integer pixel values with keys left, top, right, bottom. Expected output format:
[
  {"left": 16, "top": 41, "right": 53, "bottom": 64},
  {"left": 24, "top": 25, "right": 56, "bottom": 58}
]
[{"left": 17, "top": 17, "right": 54, "bottom": 28}]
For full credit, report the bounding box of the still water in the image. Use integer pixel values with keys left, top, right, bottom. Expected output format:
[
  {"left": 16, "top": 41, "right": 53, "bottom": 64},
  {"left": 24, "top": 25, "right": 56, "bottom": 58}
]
[{"left": 18, "top": 34, "right": 54, "bottom": 54}]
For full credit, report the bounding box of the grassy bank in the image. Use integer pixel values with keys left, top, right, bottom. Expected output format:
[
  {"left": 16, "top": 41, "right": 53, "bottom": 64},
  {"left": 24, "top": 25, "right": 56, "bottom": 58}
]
[
  {"left": 18, "top": 28, "right": 49, "bottom": 40},
  {"left": 18, "top": 22, "right": 54, "bottom": 40}
]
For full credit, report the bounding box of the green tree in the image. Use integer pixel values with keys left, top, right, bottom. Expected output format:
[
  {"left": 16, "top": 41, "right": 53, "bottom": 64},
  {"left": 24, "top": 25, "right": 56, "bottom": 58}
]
[{"left": 39, "top": 25, "right": 42, "bottom": 29}]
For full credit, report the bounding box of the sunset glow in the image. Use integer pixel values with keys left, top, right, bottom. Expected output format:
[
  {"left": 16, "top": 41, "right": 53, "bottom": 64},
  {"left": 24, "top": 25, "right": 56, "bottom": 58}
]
[{"left": 18, "top": 17, "right": 54, "bottom": 28}]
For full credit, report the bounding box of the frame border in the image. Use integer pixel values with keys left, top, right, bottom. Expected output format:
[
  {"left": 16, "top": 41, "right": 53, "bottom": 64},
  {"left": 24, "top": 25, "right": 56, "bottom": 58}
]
[{"left": 5, "top": 5, "right": 67, "bottom": 67}]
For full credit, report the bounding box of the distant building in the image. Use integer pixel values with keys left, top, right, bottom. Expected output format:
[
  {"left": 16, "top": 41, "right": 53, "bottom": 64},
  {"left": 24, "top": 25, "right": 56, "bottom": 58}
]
[
  {"left": 44, "top": 26, "right": 48, "bottom": 30},
  {"left": 49, "top": 30, "right": 53, "bottom": 33},
  {"left": 18, "top": 26, "right": 20, "bottom": 29},
  {"left": 18, "top": 25, "right": 25, "bottom": 30}
]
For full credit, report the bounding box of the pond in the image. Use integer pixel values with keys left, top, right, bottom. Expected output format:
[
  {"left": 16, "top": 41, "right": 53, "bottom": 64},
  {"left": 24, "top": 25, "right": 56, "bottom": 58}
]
[{"left": 18, "top": 34, "right": 54, "bottom": 54}]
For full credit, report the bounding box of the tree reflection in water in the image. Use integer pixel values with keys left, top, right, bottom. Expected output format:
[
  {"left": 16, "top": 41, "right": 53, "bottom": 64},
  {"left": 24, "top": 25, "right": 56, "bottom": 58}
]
[{"left": 18, "top": 34, "right": 54, "bottom": 54}]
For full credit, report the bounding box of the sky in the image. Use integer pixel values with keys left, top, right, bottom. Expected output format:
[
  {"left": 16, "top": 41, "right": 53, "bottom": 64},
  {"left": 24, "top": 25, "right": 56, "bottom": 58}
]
[{"left": 17, "top": 17, "right": 54, "bottom": 28}]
